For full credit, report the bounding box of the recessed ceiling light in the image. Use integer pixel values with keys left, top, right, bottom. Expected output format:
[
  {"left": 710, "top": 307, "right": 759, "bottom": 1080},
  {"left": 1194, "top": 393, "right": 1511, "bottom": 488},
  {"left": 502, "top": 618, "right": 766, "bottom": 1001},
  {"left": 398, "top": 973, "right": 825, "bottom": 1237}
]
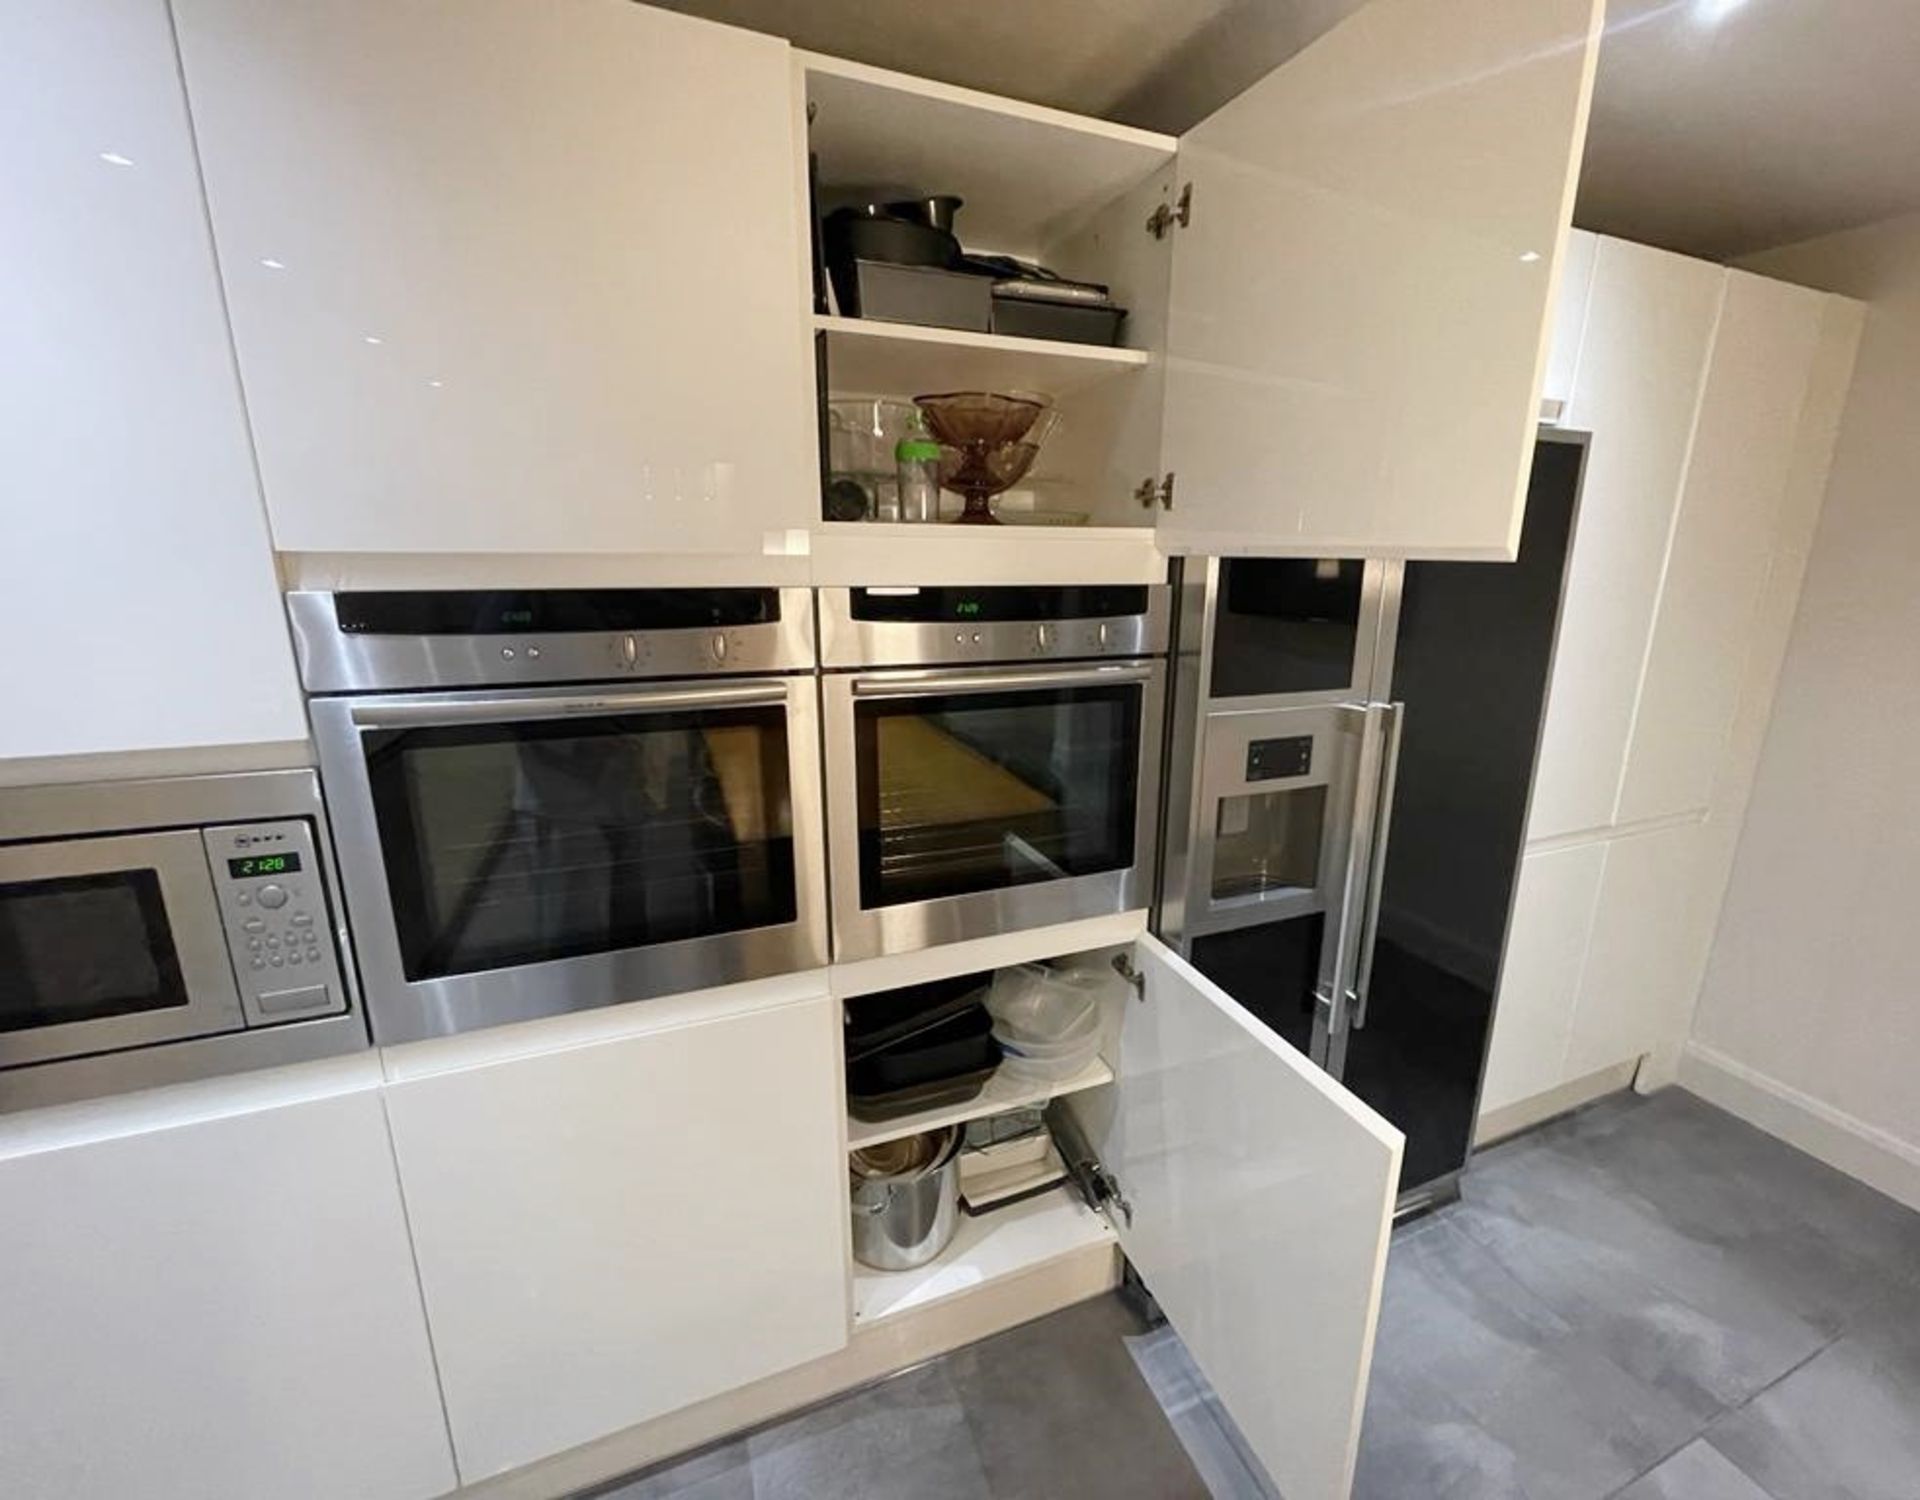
[
  {"left": 1694, "top": 0, "right": 1750, "bottom": 23},
  {"left": 98, "top": 151, "right": 134, "bottom": 167},
  {"left": 363, "top": 335, "right": 384, "bottom": 346},
  {"left": 260, "top": 258, "right": 287, "bottom": 270},
  {"left": 1519, "top": 250, "right": 1543, "bottom": 263}
]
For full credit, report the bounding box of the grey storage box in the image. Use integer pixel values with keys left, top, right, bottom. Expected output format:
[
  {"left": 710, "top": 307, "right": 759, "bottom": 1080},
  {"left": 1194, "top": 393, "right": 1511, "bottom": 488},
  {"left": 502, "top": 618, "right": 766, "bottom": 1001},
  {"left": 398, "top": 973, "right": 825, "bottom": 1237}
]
[{"left": 840, "top": 260, "right": 992, "bottom": 332}]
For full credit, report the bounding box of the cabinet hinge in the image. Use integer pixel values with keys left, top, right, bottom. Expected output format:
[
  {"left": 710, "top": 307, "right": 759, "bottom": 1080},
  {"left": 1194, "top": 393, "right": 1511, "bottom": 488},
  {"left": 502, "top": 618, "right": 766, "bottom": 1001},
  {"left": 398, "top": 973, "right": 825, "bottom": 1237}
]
[
  {"left": 1133, "top": 473, "right": 1175, "bottom": 511},
  {"left": 1045, "top": 1099, "right": 1135, "bottom": 1228},
  {"left": 1145, "top": 182, "right": 1193, "bottom": 239},
  {"left": 1111, "top": 952, "right": 1147, "bottom": 1000}
]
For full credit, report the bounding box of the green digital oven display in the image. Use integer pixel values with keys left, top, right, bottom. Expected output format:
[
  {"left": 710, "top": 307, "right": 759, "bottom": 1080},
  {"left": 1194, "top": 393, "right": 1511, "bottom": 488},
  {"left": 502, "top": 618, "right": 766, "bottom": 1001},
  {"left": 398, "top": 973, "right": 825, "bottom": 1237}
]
[
  {"left": 227, "top": 852, "right": 302, "bottom": 880},
  {"left": 954, "top": 600, "right": 982, "bottom": 618}
]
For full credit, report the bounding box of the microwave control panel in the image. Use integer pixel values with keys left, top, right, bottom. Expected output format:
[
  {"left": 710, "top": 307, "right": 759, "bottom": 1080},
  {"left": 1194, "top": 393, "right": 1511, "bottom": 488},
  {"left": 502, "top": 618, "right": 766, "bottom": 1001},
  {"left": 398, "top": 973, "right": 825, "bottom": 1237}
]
[{"left": 202, "top": 820, "right": 348, "bottom": 1027}]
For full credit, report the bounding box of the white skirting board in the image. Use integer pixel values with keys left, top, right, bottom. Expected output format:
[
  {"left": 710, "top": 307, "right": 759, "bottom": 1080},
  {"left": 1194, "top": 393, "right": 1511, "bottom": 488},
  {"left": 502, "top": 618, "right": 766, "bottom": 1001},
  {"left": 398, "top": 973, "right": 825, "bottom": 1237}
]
[
  {"left": 1473, "top": 1059, "right": 1638, "bottom": 1149},
  {"left": 1679, "top": 1042, "right": 1920, "bottom": 1214}
]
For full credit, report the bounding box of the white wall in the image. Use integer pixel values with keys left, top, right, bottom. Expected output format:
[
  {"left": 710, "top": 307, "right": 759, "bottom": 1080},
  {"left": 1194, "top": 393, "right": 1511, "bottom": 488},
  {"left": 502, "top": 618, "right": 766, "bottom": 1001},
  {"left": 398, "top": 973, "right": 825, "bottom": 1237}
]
[{"left": 1682, "top": 212, "right": 1920, "bottom": 1210}]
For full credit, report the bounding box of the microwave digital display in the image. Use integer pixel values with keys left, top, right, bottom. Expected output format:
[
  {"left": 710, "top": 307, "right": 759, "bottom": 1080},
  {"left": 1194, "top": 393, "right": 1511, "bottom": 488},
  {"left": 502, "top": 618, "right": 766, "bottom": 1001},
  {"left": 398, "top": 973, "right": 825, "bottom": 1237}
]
[{"left": 227, "top": 852, "right": 302, "bottom": 880}]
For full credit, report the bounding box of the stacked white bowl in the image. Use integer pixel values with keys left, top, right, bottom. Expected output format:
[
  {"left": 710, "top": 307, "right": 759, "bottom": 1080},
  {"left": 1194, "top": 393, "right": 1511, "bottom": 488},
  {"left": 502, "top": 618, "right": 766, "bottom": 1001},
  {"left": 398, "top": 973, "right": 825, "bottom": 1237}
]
[{"left": 986, "top": 964, "right": 1104, "bottom": 1085}]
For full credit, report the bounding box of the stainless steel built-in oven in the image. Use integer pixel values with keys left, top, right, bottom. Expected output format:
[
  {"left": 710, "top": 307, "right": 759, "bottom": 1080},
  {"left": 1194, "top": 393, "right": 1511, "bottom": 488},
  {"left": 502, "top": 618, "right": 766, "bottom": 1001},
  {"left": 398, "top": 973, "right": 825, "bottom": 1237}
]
[
  {"left": 291, "top": 588, "right": 827, "bottom": 1044},
  {"left": 0, "top": 770, "right": 363, "bottom": 1112},
  {"left": 818, "top": 585, "right": 1170, "bottom": 962}
]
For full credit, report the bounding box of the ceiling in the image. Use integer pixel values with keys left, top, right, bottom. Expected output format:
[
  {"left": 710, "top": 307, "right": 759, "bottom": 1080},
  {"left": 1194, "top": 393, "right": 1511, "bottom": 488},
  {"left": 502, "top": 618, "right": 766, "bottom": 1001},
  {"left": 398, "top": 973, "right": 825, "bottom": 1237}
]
[{"left": 652, "top": 0, "right": 1920, "bottom": 262}]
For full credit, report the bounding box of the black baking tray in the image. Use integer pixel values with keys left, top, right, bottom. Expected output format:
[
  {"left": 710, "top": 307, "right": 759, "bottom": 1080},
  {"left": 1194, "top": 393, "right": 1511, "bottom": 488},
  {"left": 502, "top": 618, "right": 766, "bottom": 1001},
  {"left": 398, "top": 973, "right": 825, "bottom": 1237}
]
[
  {"left": 990, "top": 294, "right": 1126, "bottom": 346},
  {"left": 848, "top": 1062, "right": 1001, "bottom": 1124},
  {"left": 845, "top": 975, "right": 1002, "bottom": 1120}
]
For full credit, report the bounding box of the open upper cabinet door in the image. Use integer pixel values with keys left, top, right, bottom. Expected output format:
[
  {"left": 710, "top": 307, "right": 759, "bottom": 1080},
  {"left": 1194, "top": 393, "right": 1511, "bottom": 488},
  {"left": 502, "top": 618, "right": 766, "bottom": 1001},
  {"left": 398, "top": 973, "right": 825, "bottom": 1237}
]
[
  {"left": 1154, "top": 0, "right": 1604, "bottom": 560},
  {"left": 1069, "top": 937, "right": 1402, "bottom": 1499}
]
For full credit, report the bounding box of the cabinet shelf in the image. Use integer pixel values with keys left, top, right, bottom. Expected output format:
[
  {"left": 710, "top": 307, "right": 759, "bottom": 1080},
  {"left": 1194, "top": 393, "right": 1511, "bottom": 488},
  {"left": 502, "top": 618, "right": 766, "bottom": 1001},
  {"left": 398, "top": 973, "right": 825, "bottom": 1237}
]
[
  {"left": 816, "top": 315, "right": 1150, "bottom": 399},
  {"left": 801, "top": 52, "right": 1174, "bottom": 258},
  {"left": 847, "top": 1056, "right": 1114, "bottom": 1152},
  {"left": 852, "top": 1186, "right": 1117, "bottom": 1327}
]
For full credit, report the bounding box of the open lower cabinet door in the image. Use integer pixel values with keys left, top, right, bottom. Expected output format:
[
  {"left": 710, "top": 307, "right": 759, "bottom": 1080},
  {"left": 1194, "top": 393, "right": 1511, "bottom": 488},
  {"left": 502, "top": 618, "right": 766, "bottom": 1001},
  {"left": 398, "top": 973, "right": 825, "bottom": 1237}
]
[
  {"left": 1153, "top": 0, "right": 1603, "bottom": 560},
  {"left": 1067, "top": 935, "right": 1403, "bottom": 1500}
]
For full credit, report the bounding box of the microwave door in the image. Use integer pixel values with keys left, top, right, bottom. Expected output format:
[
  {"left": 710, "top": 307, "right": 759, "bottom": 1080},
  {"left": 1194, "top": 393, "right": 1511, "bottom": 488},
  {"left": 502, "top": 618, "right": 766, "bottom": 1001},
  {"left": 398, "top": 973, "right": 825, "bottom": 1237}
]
[
  {"left": 0, "top": 832, "right": 246, "bottom": 1070},
  {"left": 313, "top": 679, "right": 826, "bottom": 1043}
]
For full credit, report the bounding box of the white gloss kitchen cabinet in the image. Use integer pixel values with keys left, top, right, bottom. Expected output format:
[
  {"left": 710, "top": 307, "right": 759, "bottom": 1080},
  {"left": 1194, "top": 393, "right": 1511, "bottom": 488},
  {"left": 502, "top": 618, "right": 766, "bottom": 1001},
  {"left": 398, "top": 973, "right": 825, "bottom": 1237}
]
[
  {"left": 378, "top": 931, "right": 1401, "bottom": 1500},
  {"left": 380, "top": 980, "right": 852, "bottom": 1485},
  {"left": 0, "top": 0, "right": 306, "bottom": 767},
  {"left": 172, "top": 0, "right": 820, "bottom": 557},
  {"left": 174, "top": 0, "right": 1600, "bottom": 566},
  {"left": 808, "top": 0, "right": 1603, "bottom": 564},
  {"left": 1479, "top": 239, "right": 1864, "bottom": 1125},
  {"left": 0, "top": 1059, "right": 454, "bottom": 1500}
]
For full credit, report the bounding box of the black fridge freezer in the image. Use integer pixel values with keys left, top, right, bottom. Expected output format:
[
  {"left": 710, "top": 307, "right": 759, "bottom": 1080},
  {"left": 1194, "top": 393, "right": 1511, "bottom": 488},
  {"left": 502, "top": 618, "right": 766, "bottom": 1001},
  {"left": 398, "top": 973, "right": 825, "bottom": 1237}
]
[{"left": 1162, "top": 436, "right": 1586, "bottom": 1208}]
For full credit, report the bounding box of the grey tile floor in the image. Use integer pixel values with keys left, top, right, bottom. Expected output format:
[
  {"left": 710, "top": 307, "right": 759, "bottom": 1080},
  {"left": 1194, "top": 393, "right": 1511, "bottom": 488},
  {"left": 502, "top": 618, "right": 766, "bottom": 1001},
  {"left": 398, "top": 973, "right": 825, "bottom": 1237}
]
[
  {"left": 592, "top": 1295, "right": 1208, "bottom": 1500},
  {"left": 599, "top": 1090, "right": 1920, "bottom": 1500},
  {"left": 1358, "top": 1090, "right": 1920, "bottom": 1500}
]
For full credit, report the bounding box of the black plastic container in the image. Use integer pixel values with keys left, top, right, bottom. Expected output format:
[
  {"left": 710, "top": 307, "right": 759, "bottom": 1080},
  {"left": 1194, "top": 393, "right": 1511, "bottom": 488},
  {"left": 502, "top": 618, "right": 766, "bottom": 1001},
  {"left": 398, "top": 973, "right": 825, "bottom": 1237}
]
[{"left": 990, "top": 293, "right": 1127, "bottom": 346}]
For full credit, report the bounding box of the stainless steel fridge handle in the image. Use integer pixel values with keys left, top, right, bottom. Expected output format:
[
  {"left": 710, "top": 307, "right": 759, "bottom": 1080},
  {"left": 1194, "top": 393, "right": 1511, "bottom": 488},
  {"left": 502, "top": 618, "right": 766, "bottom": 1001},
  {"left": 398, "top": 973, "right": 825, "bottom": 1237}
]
[
  {"left": 1322, "top": 702, "right": 1385, "bottom": 1045},
  {"left": 848, "top": 662, "right": 1156, "bottom": 699},
  {"left": 347, "top": 681, "right": 792, "bottom": 727},
  {"left": 1350, "top": 701, "right": 1405, "bottom": 1031}
]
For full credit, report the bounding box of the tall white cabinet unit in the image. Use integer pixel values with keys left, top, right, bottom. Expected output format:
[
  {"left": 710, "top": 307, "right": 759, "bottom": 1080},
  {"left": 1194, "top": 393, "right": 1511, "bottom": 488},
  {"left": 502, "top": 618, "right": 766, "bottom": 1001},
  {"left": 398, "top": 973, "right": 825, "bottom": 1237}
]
[
  {"left": 173, "top": 0, "right": 819, "bottom": 557},
  {"left": 0, "top": 1061, "right": 455, "bottom": 1500},
  {"left": 0, "top": 0, "right": 306, "bottom": 767},
  {"left": 807, "top": 0, "right": 1604, "bottom": 568},
  {"left": 1480, "top": 235, "right": 1865, "bottom": 1124}
]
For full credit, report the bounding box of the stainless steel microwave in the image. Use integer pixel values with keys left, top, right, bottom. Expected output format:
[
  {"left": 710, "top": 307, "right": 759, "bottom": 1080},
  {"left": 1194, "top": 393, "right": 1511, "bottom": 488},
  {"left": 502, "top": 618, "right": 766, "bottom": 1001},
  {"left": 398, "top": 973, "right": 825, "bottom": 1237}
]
[{"left": 0, "top": 771, "right": 364, "bottom": 1112}]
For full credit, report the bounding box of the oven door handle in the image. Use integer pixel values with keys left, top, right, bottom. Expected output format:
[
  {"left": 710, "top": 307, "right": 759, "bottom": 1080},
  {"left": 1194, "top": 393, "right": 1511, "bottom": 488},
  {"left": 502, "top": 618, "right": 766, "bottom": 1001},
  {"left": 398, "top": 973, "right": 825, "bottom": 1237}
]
[
  {"left": 346, "top": 681, "right": 793, "bottom": 728},
  {"left": 848, "top": 662, "right": 1157, "bottom": 699}
]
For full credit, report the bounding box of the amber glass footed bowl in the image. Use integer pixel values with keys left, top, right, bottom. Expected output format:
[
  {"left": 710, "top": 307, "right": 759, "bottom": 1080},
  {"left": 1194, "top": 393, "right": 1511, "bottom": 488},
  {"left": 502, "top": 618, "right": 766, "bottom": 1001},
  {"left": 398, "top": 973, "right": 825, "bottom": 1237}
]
[{"left": 913, "top": 392, "right": 1060, "bottom": 525}]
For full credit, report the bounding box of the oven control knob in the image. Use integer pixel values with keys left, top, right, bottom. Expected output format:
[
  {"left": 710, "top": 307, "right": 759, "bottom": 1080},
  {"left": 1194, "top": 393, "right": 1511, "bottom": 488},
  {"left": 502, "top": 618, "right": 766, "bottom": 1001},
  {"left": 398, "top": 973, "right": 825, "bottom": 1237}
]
[
  {"left": 1036, "top": 622, "right": 1054, "bottom": 653},
  {"left": 256, "top": 883, "right": 289, "bottom": 910},
  {"left": 711, "top": 632, "right": 729, "bottom": 663},
  {"left": 611, "top": 634, "right": 639, "bottom": 669}
]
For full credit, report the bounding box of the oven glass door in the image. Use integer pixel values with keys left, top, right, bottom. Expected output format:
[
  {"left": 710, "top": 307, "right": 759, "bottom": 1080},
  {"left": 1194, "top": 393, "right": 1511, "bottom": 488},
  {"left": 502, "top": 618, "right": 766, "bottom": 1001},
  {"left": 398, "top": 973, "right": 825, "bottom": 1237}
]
[
  {"left": 858, "top": 682, "right": 1139, "bottom": 907},
  {"left": 829, "top": 662, "right": 1162, "bottom": 958},
  {"left": 0, "top": 832, "right": 246, "bottom": 1069},
  {"left": 363, "top": 704, "right": 799, "bottom": 982}
]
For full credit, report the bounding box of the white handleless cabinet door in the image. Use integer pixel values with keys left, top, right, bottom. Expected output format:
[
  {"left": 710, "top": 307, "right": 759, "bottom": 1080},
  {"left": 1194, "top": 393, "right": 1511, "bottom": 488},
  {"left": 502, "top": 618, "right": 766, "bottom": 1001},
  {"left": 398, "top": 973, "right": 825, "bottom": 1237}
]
[
  {"left": 1527, "top": 238, "right": 1725, "bottom": 840},
  {"left": 1071, "top": 937, "right": 1402, "bottom": 1500},
  {"left": 1565, "top": 824, "right": 1707, "bottom": 1079},
  {"left": 1154, "top": 0, "right": 1602, "bottom": 560},
  {"left": 1614, "top": 274, "right": 1829, "bottom": 825},
  {"left": 0, "top": 0, "right": 306, "bottom": 763},
  {"left": 1480, "top": 843, "right": 1607, "bottom": 1114},
  {"left": 173, "top": 0, "right": 815, "bottom": 556},
  {"left": 382, "top": 983, "right": 848, "bottom": 1483},
  {"left": 0, "top": 1066, "right": 455, "bottom": 1500}
]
